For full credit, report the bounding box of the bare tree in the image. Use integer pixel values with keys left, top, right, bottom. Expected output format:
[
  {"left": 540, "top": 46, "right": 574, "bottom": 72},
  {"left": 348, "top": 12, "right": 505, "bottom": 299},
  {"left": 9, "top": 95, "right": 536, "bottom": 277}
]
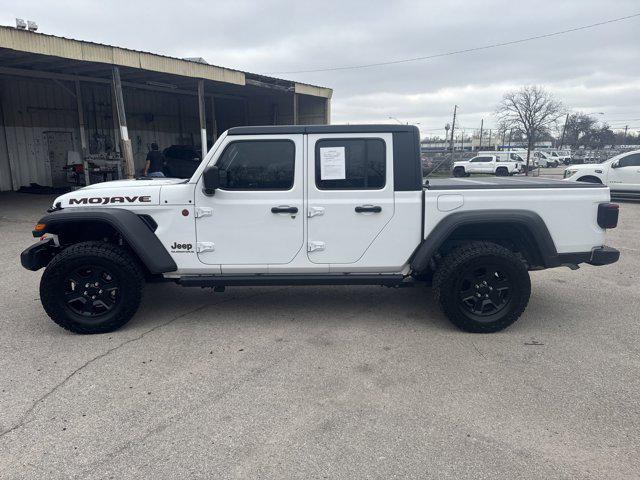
[{"left": 495, "top": 86, "right": 564, "bottom": 175}]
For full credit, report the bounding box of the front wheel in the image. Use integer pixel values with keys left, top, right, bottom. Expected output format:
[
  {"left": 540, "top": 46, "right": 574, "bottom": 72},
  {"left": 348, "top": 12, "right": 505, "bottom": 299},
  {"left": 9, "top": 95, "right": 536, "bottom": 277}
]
[
  {"left": 433, "top": 241, "right": 531, "bottom": 333},
  {"left": 453, "top": 167, "right": 466, "bottom": 177},
  {"left": 40, "top": 241, "right": 144, "bottom": 334}
]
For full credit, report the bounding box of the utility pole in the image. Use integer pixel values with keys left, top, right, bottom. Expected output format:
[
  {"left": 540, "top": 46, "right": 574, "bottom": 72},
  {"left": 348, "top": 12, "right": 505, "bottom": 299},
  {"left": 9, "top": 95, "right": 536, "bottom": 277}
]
[
  {"left": 623, "top": 125, "right": 628, "bottom": 145},
  {"left": 449, "top": 105, "right": 457, "bottom": 159},
  {"left": 559, "top": 113, "right": 570, "bottom": 149},
  {"left": 488, "top": 129, "right": 492, "bottom": 150},
  {"left": 478, "top": 118, "right": 484, "bottom": 150}
]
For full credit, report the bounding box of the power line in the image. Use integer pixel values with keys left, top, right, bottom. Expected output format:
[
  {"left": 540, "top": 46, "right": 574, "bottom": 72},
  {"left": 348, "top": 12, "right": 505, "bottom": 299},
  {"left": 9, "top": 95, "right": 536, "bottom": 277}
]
[{"left": 266, "top": 13, "right": 640, "bottom": 74}]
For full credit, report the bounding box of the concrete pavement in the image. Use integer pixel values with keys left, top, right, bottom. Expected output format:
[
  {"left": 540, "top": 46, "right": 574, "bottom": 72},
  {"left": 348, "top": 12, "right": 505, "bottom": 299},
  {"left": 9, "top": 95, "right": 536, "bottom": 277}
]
[{"left": 0, "top": 192, "right": 638, "bottom": 479}]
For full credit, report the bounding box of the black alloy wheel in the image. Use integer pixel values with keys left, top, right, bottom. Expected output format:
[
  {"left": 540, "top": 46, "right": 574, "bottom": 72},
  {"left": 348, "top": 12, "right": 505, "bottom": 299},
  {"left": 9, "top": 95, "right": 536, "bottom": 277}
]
[{"left": 64, "top": 265, "right": 120, "bottom": 317}]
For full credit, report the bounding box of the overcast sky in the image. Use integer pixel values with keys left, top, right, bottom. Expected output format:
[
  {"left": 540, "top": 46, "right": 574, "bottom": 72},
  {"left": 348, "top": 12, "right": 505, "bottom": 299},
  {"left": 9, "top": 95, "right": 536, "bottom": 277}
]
[{"left": 1, "top": 0, "right": 639, "bottom": 138}]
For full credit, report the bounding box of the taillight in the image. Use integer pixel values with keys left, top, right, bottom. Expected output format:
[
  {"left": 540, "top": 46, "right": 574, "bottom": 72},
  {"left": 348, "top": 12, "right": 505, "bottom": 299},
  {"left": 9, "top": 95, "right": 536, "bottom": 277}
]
[{"left": 597, "top": 203, "right": 619, "bottom": 229}]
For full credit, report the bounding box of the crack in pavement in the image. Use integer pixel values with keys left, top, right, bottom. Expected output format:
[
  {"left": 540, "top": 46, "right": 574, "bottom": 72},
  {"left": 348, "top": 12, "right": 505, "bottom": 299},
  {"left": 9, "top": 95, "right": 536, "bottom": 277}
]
[
  {"left": 0, "top": 288, "right": 286, "bottom": 441},
  {"left": 78, "top": 297, "right": 375, "bottom": 473},
  {"left": 0, "top": 301, "right": 215, "bottom": 439}
]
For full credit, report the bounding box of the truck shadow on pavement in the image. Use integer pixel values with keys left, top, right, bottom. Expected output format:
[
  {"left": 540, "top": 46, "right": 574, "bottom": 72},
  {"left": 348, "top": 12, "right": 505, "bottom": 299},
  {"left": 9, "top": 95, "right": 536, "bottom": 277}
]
[{"left": 132, "top": 282, "right": 457, "bottom": 333}]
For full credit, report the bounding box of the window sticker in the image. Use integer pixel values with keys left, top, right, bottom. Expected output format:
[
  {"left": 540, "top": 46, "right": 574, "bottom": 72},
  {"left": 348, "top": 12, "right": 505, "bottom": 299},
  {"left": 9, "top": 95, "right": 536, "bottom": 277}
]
[{"left": 319, "top": 146, "right": 346, "bottom": 180}]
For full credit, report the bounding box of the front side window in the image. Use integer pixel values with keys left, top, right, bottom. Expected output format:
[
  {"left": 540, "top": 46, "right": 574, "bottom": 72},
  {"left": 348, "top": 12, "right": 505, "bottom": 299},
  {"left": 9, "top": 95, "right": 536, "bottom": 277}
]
[
  {"left": 216, "top": 140, "right": 295, "bottom": 190},
  {"left": 618, "top": 153, "right": 640, "bottom": 168},
  {"left": 315, "top": 138, "right": 386, "bottom": 190}
]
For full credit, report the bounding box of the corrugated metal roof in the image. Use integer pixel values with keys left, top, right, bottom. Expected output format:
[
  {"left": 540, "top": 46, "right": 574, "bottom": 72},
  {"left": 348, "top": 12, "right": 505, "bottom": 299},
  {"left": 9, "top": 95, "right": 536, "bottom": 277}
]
[{"left": 0, "top": 25, "right": 332, "bottom": 98}]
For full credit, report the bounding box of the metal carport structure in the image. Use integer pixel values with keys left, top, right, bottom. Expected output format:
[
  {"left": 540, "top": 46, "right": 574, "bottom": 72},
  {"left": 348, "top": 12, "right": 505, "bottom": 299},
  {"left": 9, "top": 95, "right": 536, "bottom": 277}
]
[{"left": 0, "top": 25, "right": 332, "bottom": 191}]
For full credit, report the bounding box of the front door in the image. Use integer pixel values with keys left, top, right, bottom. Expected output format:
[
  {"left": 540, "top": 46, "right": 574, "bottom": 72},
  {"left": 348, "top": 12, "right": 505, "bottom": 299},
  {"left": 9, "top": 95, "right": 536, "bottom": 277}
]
[
  {"left": 194, "top": 135, "right": 304, "bottom": 268},
  {"left": 609, "top": 152, "right": 640, "bottom": 192},
  {"left": 306, "top": 133, "right": 394, "bottom": 265}
]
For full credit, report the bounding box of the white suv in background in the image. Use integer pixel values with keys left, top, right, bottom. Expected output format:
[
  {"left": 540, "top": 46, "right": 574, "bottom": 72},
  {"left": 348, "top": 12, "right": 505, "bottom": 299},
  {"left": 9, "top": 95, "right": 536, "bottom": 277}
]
[{"left": 564, "top": 149, "right": 640, "bottom": 196}]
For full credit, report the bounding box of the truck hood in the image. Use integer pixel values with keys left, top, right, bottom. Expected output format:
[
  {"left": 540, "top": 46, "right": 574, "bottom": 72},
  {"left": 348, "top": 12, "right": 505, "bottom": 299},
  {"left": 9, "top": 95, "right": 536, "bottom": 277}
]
[
  {"left": 80, "top": 178, "right": 186, "bottom": 189},
  {"left": 565, "top": 163, "right": 605, "bottom": 171},
  {"left": 52, "top": 178, "right": 185, "bottom": 208}
]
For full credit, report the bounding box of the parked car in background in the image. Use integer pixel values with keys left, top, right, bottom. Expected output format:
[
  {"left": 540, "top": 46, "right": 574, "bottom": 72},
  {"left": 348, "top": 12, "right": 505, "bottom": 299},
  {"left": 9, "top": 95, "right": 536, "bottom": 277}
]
[
  {"left": 546, "top": 150, "right": 571, "bottom": 165},
  {"left": 163, "top": 145, "right": 202, "bottom": 178},
  {"left": 453, "top": 152, "right": 523, "bottom": 177},
  {"left": 533, "top": 151, "right": 559, "bottom": 168},
  {"left": 564, "top": 149, "right": 640, "bottom": 196}
]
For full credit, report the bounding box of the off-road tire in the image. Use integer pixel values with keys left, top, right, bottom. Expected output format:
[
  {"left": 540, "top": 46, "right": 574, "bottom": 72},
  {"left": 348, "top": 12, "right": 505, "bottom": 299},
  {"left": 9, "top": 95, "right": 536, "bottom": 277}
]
[
  {"left": 432, "top": 241, "right": 531, "bottom": 333},
  {"left": 40, "top": 241, "right": 144, "bottom": 334}
]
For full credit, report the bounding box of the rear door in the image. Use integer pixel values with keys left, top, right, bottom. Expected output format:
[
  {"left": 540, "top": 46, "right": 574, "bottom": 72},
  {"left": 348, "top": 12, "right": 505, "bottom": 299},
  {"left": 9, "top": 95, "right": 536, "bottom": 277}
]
[{"left": 306, "top": 133, "right": 394, "bottom": 264}]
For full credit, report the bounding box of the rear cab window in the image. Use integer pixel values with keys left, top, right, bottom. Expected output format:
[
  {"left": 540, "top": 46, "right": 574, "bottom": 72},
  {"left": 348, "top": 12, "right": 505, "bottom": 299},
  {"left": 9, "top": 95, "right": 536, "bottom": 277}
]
[{"left": 315, "top": 138, "right": 386, "bottom": 190}]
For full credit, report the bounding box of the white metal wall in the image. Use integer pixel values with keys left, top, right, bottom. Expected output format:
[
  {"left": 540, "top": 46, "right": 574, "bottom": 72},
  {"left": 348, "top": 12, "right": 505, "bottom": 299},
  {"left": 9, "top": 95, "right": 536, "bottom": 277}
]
[{"left": 0, "top": 76, "right": 81, "bottom": 190}]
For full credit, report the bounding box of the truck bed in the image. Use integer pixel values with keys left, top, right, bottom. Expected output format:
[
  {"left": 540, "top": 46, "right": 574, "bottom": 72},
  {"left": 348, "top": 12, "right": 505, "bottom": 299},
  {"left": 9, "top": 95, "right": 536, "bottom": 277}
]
[{"left": 425, "top": 176, "right": 607, "bottom": 190}]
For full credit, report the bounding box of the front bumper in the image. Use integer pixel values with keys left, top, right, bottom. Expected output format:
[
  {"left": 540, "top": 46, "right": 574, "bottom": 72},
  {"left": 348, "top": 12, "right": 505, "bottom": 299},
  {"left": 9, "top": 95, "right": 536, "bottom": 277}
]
[{"left": 20, "top": 237, "right": 57, "bottom": 271}]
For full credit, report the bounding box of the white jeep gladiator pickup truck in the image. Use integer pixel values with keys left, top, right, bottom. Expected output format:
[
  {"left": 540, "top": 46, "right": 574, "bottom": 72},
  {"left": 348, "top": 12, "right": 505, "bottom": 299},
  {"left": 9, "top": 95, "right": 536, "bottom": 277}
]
[
  {"left": 21, "top": 125, "right": 620, "bottom": 335},
  {"left": 453, "top": 153, "right": 522, "bottom": 177}
]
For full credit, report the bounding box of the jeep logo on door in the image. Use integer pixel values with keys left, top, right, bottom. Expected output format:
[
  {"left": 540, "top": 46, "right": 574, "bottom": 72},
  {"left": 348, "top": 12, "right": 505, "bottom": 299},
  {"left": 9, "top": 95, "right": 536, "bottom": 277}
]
[
  {"left": 69, "top": 196, "right": 152, "bottom": 205},
  {"left": 170, "top": 242, "right": 193, "bottom": 253}
]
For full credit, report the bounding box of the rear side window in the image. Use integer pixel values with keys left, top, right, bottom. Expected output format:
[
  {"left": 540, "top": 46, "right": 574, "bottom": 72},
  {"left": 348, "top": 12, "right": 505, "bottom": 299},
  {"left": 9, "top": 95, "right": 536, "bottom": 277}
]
[
  {"left": 217, "top": 140, "right": 295, "bottom": 190},
  {"left": 315, "top": 138, "right": 386, "bottom": 190},
  {"left": 618, "top": 153, "right": 640, "bottom": 168}
]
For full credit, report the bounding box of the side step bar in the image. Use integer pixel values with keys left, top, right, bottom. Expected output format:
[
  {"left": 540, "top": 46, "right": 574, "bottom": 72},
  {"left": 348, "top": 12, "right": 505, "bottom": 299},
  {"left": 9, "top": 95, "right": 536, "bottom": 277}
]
[{"left": 178, "top": 274, "right": 405, "bottom": 288}]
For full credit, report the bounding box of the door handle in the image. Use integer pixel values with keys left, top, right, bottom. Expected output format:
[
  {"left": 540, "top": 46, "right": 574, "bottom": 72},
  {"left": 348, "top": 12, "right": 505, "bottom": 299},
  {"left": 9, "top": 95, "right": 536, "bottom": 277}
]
[
  {"left": 271, "top": 205, "right": 298, "bottom": 214},
  {"left": 355, "top": 205, "right": 382, "bottom": 213}
]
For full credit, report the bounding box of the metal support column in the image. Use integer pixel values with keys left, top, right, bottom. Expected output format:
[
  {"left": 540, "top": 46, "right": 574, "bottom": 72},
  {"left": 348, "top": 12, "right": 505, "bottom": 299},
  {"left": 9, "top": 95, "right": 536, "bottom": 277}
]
[
  {"left": 210, "top": 96, "right": 218, "bottom": 143},
  {"left": 293, "top": 93, "right": 298, "bottom": 125},
  {"left": 111, "top": 66, "right": 135, "bottom": 178},
  {"left": 325, "top": 98, "right": 331, "bottom": 124},
  {"left": 198, "top": 79, "right": 207, "bottom": 156},
  {"left": 75, "top": 79, "right": 91, "bottom": 186}
]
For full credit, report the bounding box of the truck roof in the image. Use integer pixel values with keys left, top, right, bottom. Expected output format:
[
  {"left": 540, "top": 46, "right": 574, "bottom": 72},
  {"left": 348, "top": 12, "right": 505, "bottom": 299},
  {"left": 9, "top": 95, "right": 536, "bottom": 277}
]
[
  {"left": 227, "top": 124, "right": 419, "bottom": 135},
  {"left": 426, "top": 176, "right": 607, "bottom": 190}
]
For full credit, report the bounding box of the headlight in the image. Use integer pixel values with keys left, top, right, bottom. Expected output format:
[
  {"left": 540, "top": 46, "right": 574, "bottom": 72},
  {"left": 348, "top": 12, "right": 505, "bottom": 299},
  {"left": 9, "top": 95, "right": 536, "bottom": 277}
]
[{"left": 564, "top": 169, "right": 578, "bottom": 178}]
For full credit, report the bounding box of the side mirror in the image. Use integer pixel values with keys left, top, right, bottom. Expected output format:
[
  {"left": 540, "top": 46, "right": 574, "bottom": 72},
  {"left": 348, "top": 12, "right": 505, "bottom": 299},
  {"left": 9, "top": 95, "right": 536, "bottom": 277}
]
[
  {"left": 202, "top": 165, "right": 220, "bottom": 195},
  {"left": 611, "top": 161, "right": 619, "bottom": 169}
]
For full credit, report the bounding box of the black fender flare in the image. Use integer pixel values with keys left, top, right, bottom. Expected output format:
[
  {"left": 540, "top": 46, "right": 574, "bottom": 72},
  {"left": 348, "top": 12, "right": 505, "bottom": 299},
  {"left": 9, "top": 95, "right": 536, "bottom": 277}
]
[
  {"left": 34, "top": 208, "right": 177, "bottom": 274},
  {"left": 410, "top": 210, "right": 560, "bottom": 271}
]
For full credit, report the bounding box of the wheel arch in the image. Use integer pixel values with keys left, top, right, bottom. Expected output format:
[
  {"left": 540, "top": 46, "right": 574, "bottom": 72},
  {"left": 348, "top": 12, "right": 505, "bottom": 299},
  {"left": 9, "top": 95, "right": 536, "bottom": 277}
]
[
  {"left": 410, "top": 210, "right": 561, "bottom": 272},
  {"left": 34, "top": 208, "right": 176, "bottom": 274},
  {"left": 576, "top": 175, "right": 603, "bottom": 184}
]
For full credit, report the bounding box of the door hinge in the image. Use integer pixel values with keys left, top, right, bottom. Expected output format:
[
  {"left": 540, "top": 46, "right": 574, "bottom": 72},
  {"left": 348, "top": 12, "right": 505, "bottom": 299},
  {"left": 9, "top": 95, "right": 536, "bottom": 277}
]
[
  {"left": 307, "top": 241, "right": 326, "bottom": 252},
  {"left": 196, "top": 242, "right": 215, "bottom": 253},
  {"left": 195, "top": 207, "right": 213, "bottom": 218},
  {"left": 308, "top": 206, "right": 325, "bottom": 218}
]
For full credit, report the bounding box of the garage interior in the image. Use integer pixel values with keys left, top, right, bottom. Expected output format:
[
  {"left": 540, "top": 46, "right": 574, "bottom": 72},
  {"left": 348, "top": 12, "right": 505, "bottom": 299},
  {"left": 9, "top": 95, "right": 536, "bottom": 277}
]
[{"left": 0, "top": 25, "right": 332, "bottom": 191}]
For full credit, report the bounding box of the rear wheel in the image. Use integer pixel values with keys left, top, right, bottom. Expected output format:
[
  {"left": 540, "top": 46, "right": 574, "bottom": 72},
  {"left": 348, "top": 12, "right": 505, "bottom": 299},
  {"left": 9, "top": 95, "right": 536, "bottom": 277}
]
[
  {"left": 40, "top": 241, "right": 144, "bottom": 334},
  {"left": 433, "top": 241, "right": 531, "bottom": 333}
]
